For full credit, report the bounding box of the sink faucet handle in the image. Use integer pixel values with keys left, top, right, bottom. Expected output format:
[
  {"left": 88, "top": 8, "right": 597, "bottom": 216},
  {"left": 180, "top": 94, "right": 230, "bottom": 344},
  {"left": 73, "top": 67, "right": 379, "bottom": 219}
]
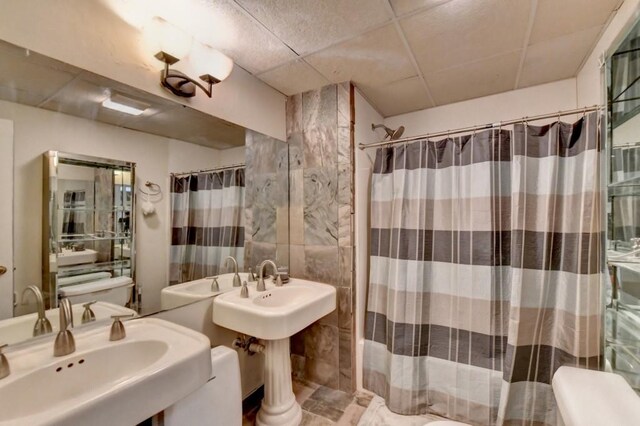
[
  {"left": 211, "top": 277, "right": 220, "bottom": 292},
  {"left": 240, "top": 281, "right": 249, "bottom": 298},
  {"left": 109, "top": 314, "right": 134, "bottom": 341},
  {"left": 0, "top": 344, "right": 9, "bottom": 380},
  {"left": 81, "top": 301, "right": 97, "bottom": 324},
  {"left": 248, "top": 268, "right": 257, "bottom": 282}
]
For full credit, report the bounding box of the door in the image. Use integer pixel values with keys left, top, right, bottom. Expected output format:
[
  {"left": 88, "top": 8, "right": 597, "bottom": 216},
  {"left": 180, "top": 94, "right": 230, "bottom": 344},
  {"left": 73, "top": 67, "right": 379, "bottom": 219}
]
[{"left": 0, "top": 119, "right": 13, "bottom": 319}]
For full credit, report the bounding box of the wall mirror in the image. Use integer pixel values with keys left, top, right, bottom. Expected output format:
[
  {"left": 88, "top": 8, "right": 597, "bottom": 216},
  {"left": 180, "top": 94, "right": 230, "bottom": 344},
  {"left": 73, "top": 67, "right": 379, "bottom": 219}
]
[
  {"left": 606, "top": 15, "right": 640, "bottom": 393},
  {"left": 0, "top": 39, "right": 288, "bottom": 347}
]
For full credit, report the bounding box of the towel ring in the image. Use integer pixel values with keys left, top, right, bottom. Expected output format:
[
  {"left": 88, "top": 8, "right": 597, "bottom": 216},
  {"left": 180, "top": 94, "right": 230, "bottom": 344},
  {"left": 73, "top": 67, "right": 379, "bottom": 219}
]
[{"left": 138, "top": 181, "right": 162, "bottom": 197}]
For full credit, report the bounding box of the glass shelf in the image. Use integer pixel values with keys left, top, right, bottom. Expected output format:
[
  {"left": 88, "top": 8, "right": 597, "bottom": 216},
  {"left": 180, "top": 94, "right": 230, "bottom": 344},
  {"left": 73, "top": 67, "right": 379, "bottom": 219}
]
[
  {"left": 57, "top": 207, "right": 131, "bottom": 212},
  {"left": 57, "top": 235, "right": 132, "bottom": 243}
]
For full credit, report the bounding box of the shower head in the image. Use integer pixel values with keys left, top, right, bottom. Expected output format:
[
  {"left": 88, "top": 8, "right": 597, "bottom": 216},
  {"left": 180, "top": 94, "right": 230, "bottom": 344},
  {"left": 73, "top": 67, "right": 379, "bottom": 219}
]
[{"left": 372, "top": 123, "right": 405, "bottom": 140}]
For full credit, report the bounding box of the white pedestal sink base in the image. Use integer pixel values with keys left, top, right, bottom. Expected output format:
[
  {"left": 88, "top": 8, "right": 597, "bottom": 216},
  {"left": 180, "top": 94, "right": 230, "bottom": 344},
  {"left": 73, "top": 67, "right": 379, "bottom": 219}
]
[{"left": 256, "top": 338, "right": 302, "bottom": 426}]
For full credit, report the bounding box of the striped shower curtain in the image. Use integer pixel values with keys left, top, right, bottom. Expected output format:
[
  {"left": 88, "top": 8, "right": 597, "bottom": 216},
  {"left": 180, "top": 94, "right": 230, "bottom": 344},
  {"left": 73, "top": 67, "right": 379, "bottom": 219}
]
[
  {"left": 363, "top": 113, "right": 604, "bottom": 425},
  {"left": 169, "top": 168, "right": 245, "bottom": 285}
]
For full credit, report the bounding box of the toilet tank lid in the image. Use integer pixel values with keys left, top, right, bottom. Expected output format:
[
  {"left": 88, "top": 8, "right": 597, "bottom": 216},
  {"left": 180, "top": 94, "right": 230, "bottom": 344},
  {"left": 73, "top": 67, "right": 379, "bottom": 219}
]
[
  {"left": 552, "top": 366, "right": 640, "bottom": 426},
  {"left": 59, "top": 276, "right": 133, "bottom": 296}
]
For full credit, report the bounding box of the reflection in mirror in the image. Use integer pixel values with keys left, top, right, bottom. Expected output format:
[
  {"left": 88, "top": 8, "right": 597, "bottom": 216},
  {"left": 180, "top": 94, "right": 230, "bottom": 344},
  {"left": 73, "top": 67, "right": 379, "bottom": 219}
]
[
  {"left": 606, "top": 15, "right": 640, "bottom": 394},
  {"left": 42, "top": 151, "right": 136, "bottom": 311},
  {"left": 0, "top": 39, "right": 288, "bottom": 348}
]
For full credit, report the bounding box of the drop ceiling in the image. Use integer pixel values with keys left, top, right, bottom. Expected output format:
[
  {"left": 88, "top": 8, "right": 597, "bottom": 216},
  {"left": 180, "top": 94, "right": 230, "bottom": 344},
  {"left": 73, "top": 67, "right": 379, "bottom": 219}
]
[
  {"left": 0, "top": 40, "right": 245, "bottom": 149},
  {"left": 202, "top": 0, "right": 623, "bottom": 117}
]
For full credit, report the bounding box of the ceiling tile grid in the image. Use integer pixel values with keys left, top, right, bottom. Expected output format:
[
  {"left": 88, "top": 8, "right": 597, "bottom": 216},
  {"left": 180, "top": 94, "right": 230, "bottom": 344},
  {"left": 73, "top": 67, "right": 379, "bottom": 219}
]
[{"left": 189, "top": 1, "right": 622, "bottom": 116}]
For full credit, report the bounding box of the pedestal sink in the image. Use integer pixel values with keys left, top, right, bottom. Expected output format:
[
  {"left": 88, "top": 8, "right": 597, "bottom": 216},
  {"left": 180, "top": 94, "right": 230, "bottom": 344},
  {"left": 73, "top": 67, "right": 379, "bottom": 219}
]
[
  {"left": 213, "top": 278, "right": 336, "bottom": 426},
  {"left": 0, "top": 318, "right": 210, "bottom": 425}
]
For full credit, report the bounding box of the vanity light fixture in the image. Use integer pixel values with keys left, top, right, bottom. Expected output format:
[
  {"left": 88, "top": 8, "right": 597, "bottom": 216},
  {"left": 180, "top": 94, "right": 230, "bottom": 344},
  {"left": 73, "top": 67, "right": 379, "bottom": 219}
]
[
  {"left": 102, "top": 93, "right": 149, "bottom": 116},
  {"left": 149, "top": 16, "right": 233, "bottom": 98}
]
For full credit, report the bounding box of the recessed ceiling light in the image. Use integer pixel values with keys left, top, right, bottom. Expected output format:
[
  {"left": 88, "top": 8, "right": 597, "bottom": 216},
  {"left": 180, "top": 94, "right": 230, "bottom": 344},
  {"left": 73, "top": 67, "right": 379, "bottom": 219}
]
[{"left": 102, "top": 93, "right": 149, "bottom": 116}]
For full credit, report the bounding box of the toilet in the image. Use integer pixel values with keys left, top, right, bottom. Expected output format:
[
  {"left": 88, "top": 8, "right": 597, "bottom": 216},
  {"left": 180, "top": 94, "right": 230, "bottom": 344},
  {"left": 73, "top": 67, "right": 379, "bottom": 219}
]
[
  {"left": 58, "top": 276, "right": 134, "bottom": 306},
  {"left": 164, "top": 345, "right": 242, "bottom": 425}
]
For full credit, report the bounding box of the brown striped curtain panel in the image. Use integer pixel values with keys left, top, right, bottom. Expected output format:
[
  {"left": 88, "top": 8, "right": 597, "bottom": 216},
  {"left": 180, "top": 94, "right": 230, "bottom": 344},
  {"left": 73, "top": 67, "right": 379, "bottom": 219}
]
[
  {"left": 363, "top": 112, "right": 605, "bottom": 425},
  {"left": 169, "top": 168, "right": 245, "bottom": 285}
]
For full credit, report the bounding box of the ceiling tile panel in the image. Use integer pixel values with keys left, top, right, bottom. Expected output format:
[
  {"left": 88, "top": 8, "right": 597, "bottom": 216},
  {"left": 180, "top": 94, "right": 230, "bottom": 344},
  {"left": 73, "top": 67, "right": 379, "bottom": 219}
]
[
  {"left": 234, "top": 0, "right": 391, "bottom": 55},
  {"left": 389, "top": 0, "right": 452, "bottom": 17},
  {"left": 519, "top": 26, "right": 602, "bottom": 88},
  {"left": 306, "top": 24, "right": 416, "bottom": 86},
  {"left": 257, "top": 59, "right": 330, "bottom": 96},
  {"left": 358, "top": 76, "right": 433, "bottom": 117},
  {"left": 189, "top": 0, "right": 298, "bottom": 74},
  {"left": 426, "top": 51, "right": 521, "bottom": 105},
  {"left": 400, "top": 0, "right": 530, "bottom": 74},
  {"left": 529, "top": 0, "right": 620, "bottom": 45}
]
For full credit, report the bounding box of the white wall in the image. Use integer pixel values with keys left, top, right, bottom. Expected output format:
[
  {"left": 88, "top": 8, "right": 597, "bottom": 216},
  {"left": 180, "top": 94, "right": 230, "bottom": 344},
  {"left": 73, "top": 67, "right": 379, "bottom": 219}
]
[
  {"left": 354, "top": 89, "right": 384, "bottom": 390},
  {"left": 385, "top": 78, "right": 578, "bottom": 138},
  {"left": 0, "top": 100, "right": 237, "bottom": 315},
  {"left": 0, "top": 0, "right": 286, "bottom": 141}
]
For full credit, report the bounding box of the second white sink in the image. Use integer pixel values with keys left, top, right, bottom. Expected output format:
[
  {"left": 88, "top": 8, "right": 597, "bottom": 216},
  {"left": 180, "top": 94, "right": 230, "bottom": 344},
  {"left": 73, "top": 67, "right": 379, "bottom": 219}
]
[
  {"left": 161, "top": 273, "right": 249, "bottom": 310},
  {"left": 213, "top": 278, "right": 336, "bottom": 340}
]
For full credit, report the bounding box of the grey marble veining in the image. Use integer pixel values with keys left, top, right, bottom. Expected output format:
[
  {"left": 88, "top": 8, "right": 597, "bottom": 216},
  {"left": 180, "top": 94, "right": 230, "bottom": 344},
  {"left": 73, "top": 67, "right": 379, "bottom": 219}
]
[
  {"left": 304, "top": 168, "right": 338, "bottom": 246},
  {"left": 246, "top": 130, "right": 279, "bottom": 175},
  {"left": 339, "top": 328, "right": 353, "bottom": 392},
  {"left": 338, "top": 83, "right": 350, "bottom": 123},
  {"left": 250, "top": 174, "right": 277, "bottom": 243},
  {"left": 288, "top": 133, "right": 304, "bottom": 170},
  {"left": 302, "top": 85, "right": 338, "bottom": 131},
  {"left": 338, "top": 125, "right": 351, "bottom": 164},
  {"left": 286, "top": 82, "right": 355, "bottom": 393},
  {"left": 304, "top": 245, "right": 339, "bottom": 286},
  {"left": 303, "top": 125, "right": 337, "bottom": 169},
  {"left": 245, "top": 128, "right": 289, "bottom": 269},
  {"left": 286, "top": 93, "right": 302, "bottom": 136},
  {"left": 304, "top": 323, "right": 339, "bottom": 362},
  {"left": 94, "top": 169, "right": 113, "bottom": 262}
]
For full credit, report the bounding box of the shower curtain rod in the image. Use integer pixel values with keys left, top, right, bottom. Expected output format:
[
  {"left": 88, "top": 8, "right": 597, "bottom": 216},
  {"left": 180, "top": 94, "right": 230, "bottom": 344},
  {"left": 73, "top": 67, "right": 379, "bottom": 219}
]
[
  {"left": 358, "top": 105, "right": 604, "bottom": 150},
  {"left": 171, "top": 162, "right": 245, "bottom": 177}
]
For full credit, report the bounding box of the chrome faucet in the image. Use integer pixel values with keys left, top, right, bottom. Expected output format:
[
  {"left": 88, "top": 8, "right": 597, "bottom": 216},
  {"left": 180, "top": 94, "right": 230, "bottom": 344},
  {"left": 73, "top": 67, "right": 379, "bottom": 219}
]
[
  {"left": 257, "top": 260, "right": 282, "bottom": 292},
  {"left": 109, "top": 314, "right": 134, "bottom": 341},
  {"left": 211, "top": 276, "right": 220, "bottom": 292},
  {"left": 225, "top": 256, "right": 242, "bottom": 287},
  {"left": 0, "top": 344, "right": 9, "bottom": 379},
  {"left": 240, "top": 281, "right": 249, "bottom": 298},
  {"left": 21, "top": 285, "right": 52, "bottom": 337},
  {"left": 247, "top": 268, "right": 257, "bottom": 283},
  {"left": 54, "top": 298, "right": 75, "bottom": 357},
  {"left": 81, "top": 301, "right": 97, "bottom": 324}
]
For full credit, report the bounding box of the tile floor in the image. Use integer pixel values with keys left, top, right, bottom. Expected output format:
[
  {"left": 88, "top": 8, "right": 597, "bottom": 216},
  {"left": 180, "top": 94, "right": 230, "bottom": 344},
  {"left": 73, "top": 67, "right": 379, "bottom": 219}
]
[{"left": 242, "top": 378, "right": 374, "bottom": 425}]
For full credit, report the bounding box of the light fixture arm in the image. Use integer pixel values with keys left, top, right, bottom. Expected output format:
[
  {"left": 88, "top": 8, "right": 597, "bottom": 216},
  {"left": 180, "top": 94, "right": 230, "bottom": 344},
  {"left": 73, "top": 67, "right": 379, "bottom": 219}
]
[{"left": 155, "top": 51, "right": 220, "bottom": 98}]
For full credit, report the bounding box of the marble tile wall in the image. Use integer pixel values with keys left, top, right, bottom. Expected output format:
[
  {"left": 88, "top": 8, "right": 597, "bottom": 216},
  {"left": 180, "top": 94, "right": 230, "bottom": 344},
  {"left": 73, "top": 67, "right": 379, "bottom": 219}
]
[
  {"left": 244, "top": 129, "right": 289, "bottom": 271},
  {"left": 288, "top": 82, "right": 355, "bottom": 393}
]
